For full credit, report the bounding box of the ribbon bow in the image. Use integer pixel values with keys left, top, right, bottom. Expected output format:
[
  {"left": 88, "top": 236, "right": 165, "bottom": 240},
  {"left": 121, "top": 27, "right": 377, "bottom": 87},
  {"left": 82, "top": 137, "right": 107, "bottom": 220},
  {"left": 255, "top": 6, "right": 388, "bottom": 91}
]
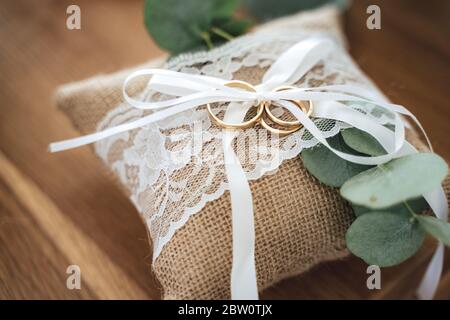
[{"left": 50, "top": 36, "right": 447, "bottom": 300}]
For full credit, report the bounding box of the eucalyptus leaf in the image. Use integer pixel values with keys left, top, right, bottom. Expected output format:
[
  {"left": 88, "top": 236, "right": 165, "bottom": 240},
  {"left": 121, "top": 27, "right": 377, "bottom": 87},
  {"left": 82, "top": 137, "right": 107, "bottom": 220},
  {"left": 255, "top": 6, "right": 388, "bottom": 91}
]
[
  {"left": 341, "top": 153, "right": 448, "bottom": 208},
  {"left": 416, "top": 215, "right": 450, "bottom": 247},
  {"left": 341, "top": 127, "right": 386, "bottom": 156},
  {"left": 212, "top": 0, "right": 240, "bottom": 16},
  {"left": 144, "top": 0, "right": 241, "bottom": 54},
  {"left": 346, "top": 211, "right": 425, "bottom": 267},
  {"left": 301, "top": 134, "right": 372, "bottom": 187},
  {"left": 352, "top": 197, "right": 429, "bottom": 217}
]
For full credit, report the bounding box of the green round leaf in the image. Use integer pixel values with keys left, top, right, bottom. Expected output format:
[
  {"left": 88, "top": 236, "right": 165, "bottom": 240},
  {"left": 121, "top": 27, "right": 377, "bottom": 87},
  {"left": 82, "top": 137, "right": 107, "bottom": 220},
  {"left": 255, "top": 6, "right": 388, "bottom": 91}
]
[
  {"left": 352, "top": 197, "right": 429, "bottom": 217},
  {"left": 341, "top": 153, "right": 448, "bottom": 208},
  {"left": 301, "top": 134, "right": 372, "bottom": 187},
  {"left": 416, "top": 215, "right": 450, "bottom": 247},
  {"left": 144, "top": 0, "right": 240, "bottom": 54},
  {"left": 212, "top": 0, "right": 240, "bottom": 17},
  {"left": 341, "top": 127, "right": 386, "bottom": 156},
  {"left": 346, "top": 211, "right": 425, "bottom": 267}
]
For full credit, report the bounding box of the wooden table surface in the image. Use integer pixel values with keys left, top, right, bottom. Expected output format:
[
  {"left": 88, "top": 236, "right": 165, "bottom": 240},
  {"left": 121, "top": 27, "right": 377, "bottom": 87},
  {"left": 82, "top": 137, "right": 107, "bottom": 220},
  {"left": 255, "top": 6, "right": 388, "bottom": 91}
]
[{"left": 0, "top": 0, "right": 449, "bottom": 299}]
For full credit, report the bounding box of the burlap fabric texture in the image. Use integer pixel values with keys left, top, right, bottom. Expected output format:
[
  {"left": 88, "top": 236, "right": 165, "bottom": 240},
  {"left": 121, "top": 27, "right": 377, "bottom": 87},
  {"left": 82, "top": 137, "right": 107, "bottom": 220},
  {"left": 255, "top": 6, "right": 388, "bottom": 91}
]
[{"left": 55, "top": 6, "right": 450, "bottom": 299}]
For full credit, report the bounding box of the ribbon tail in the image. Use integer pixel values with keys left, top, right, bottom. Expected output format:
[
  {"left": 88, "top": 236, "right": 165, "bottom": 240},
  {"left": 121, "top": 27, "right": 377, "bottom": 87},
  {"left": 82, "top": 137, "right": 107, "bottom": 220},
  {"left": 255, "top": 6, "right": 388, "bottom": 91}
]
[
  {"left": 222, "top": 102, "right": 258, "bottom": 300},
  {"left": 417, "top": 243, "right": 444, "bottom": 300},
  {"left": 417, "top": 186, "right": 448, "bottom": 299}
]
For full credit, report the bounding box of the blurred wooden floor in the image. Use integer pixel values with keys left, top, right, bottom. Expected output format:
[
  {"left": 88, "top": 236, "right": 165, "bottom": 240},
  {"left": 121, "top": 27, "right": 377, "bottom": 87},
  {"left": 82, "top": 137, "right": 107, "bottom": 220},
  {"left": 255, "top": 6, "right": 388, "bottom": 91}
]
[{"left": 0, "top": 0, "right": 449, "bottom": 299}]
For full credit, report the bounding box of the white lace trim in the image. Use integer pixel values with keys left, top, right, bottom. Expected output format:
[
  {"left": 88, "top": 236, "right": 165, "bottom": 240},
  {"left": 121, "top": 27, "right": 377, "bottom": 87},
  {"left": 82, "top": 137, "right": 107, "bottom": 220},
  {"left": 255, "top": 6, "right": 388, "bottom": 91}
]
[{"left": 94, "top": 31, "right": 395, "bottom": 260}]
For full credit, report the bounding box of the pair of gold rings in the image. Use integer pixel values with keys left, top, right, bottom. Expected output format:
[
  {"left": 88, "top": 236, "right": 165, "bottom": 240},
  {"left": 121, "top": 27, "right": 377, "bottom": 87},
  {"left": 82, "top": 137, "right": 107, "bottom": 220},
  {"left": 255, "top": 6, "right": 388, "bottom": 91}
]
[{"left": 206, "top": 80, "right": 313, "bottom": 136}]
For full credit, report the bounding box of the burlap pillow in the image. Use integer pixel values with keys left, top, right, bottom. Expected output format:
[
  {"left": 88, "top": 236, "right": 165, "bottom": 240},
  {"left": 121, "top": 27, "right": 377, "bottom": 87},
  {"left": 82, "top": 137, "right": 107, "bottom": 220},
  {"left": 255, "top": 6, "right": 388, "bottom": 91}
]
[{"left": 55, "top": 6, "right": 449, "bottom": 299}]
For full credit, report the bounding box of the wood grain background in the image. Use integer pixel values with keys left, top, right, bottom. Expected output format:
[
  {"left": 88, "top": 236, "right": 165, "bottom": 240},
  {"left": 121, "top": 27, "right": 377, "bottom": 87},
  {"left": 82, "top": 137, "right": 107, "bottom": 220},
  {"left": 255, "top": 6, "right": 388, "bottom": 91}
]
[{"left": 0, "top": 0, "right": 449, "bottom": 299}]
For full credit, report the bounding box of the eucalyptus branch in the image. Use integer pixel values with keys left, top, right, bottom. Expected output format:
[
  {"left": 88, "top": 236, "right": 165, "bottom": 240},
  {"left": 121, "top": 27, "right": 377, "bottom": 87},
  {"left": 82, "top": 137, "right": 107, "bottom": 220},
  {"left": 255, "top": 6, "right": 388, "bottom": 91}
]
[
  {"left": 200, "top": 31, "right": 214, "bottom": 49},
  {"left": 210, "top": 27, "right": 235, "bottom": 41}
]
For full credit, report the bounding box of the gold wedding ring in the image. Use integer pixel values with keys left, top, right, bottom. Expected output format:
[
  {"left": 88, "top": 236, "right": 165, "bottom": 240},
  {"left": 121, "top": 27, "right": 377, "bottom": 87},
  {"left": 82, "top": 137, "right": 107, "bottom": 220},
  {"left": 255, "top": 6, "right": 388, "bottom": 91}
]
[
  {"left": 207, "top": 80, "right": 264, "bottom": 129},
  {"left": 260, "top": 99, "right": 304, "bottom": 136},
  {"left": 207, "top": 81, "right": 313, "bottom": 136},
  {"left": 260, "top": 115, "right": 301, "bottom": 136},
  {"left": 264, "top": 86, "right": 313, "bottom": 128}
]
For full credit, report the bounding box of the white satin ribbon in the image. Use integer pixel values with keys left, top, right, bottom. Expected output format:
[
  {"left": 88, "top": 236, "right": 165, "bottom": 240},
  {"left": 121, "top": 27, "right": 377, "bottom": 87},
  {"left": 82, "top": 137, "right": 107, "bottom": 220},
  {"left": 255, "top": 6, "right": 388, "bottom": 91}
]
[
  {"left": 222, "top": 102, "right": 258, "bottom": 300},
  {"left": 49, "top": 36, "right": 448, "bottom": 300}
]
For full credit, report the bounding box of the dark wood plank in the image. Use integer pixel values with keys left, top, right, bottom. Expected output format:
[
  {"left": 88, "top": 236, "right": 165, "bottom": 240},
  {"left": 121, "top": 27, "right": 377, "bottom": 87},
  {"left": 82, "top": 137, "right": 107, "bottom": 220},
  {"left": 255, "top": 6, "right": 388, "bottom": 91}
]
[{"left": 0, "top": 0, "right": 163, "bottom": 299}]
